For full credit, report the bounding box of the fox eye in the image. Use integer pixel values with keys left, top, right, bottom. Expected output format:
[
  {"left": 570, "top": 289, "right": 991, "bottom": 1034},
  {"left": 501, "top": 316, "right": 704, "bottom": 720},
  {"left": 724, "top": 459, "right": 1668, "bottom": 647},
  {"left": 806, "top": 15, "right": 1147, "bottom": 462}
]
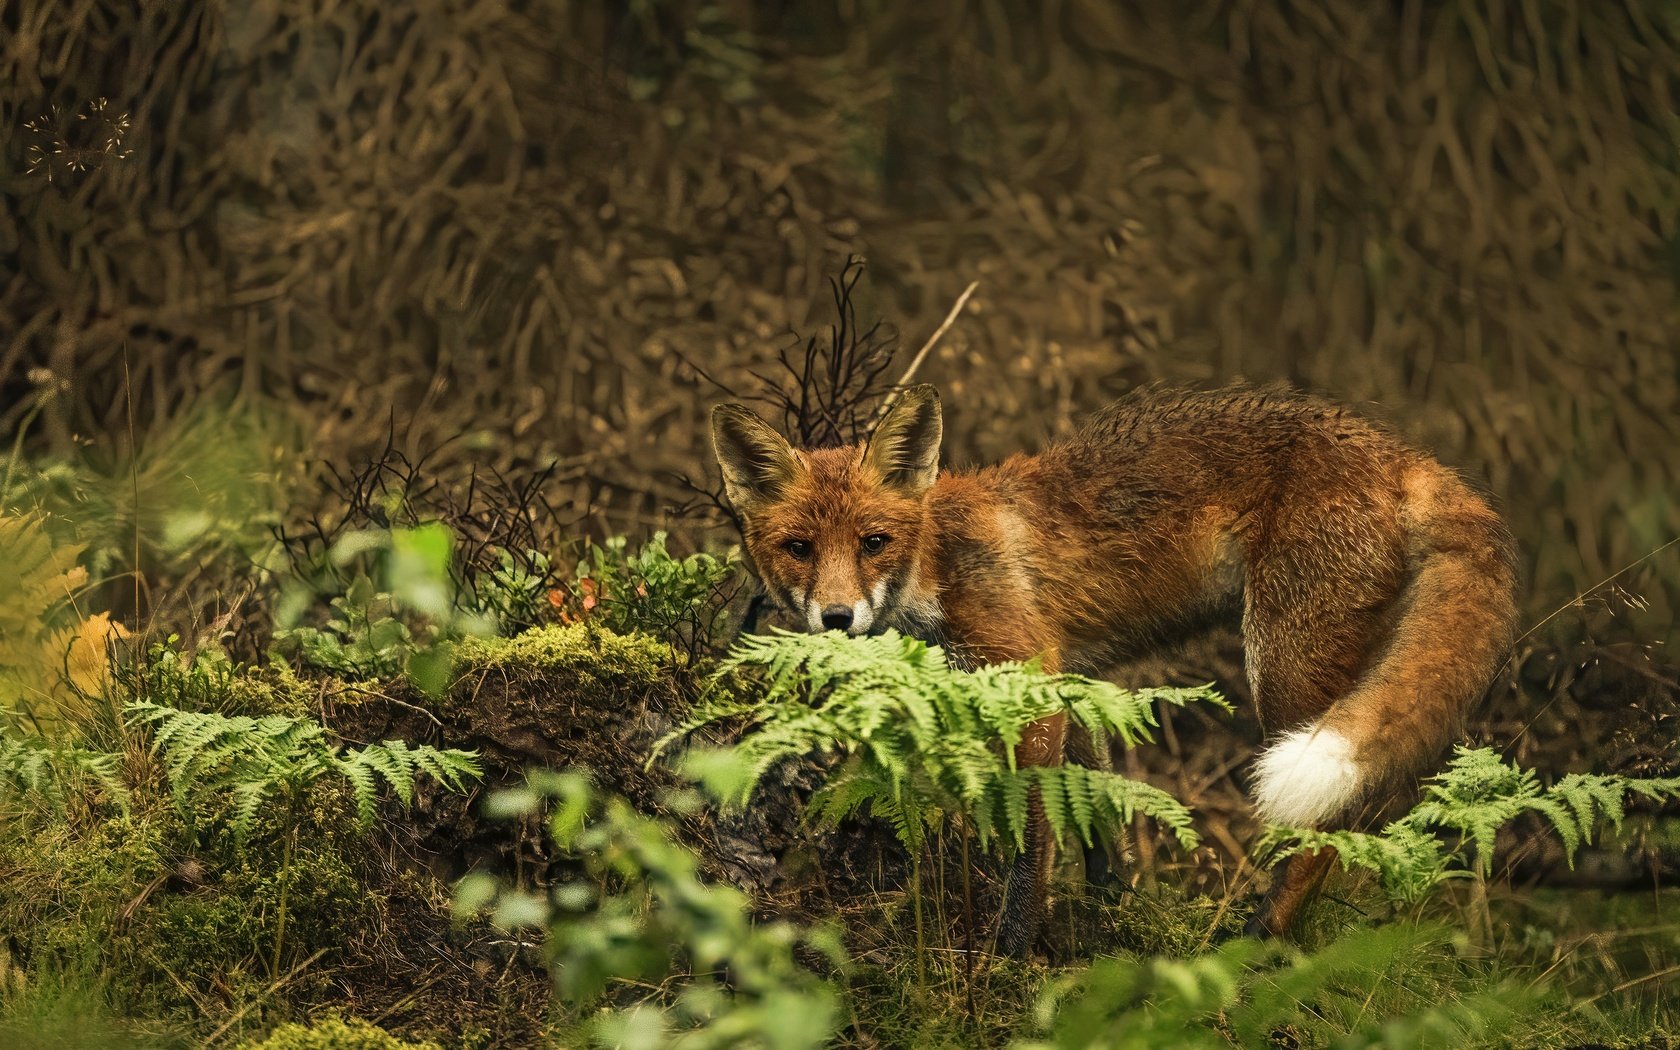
[
  {"left": 860, "top": 533, "right": 890, "bottom": 555},
  {"left": 782, "top": 539, "right": 812, "bottom": 560}
]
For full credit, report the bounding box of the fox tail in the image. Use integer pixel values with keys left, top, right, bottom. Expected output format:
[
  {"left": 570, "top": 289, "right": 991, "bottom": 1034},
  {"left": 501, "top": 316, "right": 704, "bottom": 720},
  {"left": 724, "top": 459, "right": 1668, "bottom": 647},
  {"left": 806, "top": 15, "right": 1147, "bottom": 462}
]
[{"left": 1252, "top": 466, "right": 1519, "bottom": 829}]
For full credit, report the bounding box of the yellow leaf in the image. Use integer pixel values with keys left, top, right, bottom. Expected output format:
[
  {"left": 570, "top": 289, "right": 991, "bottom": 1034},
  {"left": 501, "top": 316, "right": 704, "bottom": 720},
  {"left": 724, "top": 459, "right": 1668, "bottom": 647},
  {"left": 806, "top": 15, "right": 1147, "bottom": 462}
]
[{"left": 65, "top": 612, "right": 126, "bottom": 696}]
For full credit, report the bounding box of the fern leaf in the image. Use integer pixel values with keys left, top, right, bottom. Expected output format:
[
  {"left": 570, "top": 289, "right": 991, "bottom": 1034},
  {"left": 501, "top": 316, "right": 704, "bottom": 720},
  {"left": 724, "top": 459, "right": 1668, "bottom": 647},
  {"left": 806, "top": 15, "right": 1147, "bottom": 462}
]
[
  {"left": 1031, "top": 765, "right": 1071, "bottom": 846},
  {"left": 125, "top": 700, "right": 479, "bottom": 845},
  {"left": 670, "top": 629, "right": 1223, "bottom": 864},
  {"left": 228, "top": 779, "right": 273, "bottom": 843},
  {"left": 1063, "top": 764, "right": 1097, "bottom": 848},
  {"left": 1001, "top": 773, "right": 1031, "bottom": 853},
  {"left": 337, "top": 754, "right": 380, "bottom": 825}
]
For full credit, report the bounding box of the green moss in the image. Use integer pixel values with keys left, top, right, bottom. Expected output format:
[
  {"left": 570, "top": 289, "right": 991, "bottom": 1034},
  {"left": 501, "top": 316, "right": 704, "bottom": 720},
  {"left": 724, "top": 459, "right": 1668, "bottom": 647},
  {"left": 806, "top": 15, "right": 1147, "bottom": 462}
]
[
  {"left": 2, "top": 637, "right": 560, "bottom": 1045},
  {"left": 113, "top": 787, "right": 369, "bottom": 1017},
  {"left": 137, "top": 643, "right": 316, "bottom": 719},
  {"left": 0, "top": 782, "right": 374, "bottom": 1027},
  {"left": 0, "top": 808, "right": 173, "bottom": 968},
  {"left": 238, "top": 1017, "right": 442, "bottom": 1050},
  {"left": 449, "top": 622, "right": 677, "bottom": 680},
  {"left": 1095, "top": 882, "right": 1248, "bottom": 958},
  {"left": 0, "top": 967, "right": 193, "bottom": 1050},
  {"left": 129, "top": 842, "right": 361, "bottom": 997},
  {"left": 233, "top": 660, "right": 316, "bottom": 718}
]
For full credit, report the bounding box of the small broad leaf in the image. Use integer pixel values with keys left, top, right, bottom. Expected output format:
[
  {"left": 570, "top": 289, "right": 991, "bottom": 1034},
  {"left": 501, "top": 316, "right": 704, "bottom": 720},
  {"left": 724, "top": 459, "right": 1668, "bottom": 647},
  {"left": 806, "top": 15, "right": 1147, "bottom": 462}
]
[
  {"left": 390, "top": 522, "right": 455, "bottom": 618},
  {"left": 452, "top": 872, "right": 499, "bottom": 920},
  {"left": 406, "top": 645, "right": 454, "bottom": 698},
  {"left": 492, "top": 890, "right": 550, "bottom": 929}
]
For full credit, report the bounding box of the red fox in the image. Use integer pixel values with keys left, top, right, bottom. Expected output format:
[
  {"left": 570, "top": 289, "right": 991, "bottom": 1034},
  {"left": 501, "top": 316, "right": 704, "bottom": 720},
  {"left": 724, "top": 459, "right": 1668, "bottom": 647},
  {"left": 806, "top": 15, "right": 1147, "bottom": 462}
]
[{"left": 711, "top": 383, "right": 1518, "bottom": 954}]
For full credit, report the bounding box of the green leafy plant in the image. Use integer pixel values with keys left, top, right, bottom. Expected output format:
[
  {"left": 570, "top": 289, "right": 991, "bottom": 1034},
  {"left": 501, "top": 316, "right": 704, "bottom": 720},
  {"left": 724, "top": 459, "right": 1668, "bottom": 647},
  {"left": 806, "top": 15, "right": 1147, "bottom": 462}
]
[
  {"left": 273, "top": 522, "right": 494, "bottom": 695},
  {"left": 1015, "top": 925, "right": 1531, "bottom": 1049},
  {"left": 456, "top": 770, "right": 844, "bottom": 1050},
  {"left": 467, "top": 547, "right": 554, "bottom": 634},
  {"left": 238, "top": 1017, "right": 442, "bottom": 1050},
  {"left": 555, "top": 532, "right": 738, "bottom": 652},
  {"left": 124, "top": 700, "right": 481, "bottom": 843},
  {"left": 662, "top": 628, "right": 1223, "bottom": 857},
  {"left": 274, "top": 574, "right": 417, "bottom": 680},
  {"left": 126, "top": 698, "right": 481, "bottom": 978},
  {"left": 1265, "top": 747, "right": 1680, "bottom": 905}
]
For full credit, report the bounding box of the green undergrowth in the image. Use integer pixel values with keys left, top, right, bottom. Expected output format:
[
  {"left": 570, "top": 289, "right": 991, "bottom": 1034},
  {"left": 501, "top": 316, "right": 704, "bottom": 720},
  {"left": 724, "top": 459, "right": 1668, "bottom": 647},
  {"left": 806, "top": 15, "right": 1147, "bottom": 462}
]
[
  {"left": 0, "top": 618, "right": 720, "bottom": 1048},
  {"left": 130, "top": 642, "right": 318, "bottom": 721},
  {"left": 833, "top": 879, "right": 1680, "bottom": 1049},
  {"left": 0, "top": 786, "right": 369, "bottom": 1030},
  {"left": 0, "top": 652, "right": 466, "bottom": 1043},
  {"left": 2, "top": 537, "right": 1676, "bottom": 1049},
  {"left": 0, "top": 969, "right": 192, "bottom": 1050}
]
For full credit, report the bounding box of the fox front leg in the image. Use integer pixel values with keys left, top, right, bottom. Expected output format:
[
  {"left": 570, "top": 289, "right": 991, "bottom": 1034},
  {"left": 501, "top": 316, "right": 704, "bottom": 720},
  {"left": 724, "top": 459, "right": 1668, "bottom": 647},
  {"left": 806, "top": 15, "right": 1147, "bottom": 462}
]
[{"left": 996, "top": 709, "right": 1068, "bottom": 957}]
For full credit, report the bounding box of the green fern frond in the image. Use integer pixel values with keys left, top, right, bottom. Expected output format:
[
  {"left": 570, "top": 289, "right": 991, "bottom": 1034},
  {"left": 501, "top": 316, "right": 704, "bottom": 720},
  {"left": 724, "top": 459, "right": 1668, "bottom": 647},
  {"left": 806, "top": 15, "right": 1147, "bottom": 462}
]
[
  {"left": 808, "top": 758, "right": 887, "bottom": 828},
  {"left": 1000, "top": 773, "right": 1031, "bottom": 853},
  {"left": 1264, "top": 747, "right": 1680, "bottom": 905},
  {"left": 335, "top": 738, "right": 482, "bottom": 823},
  {"left": 0, "top": 729, "right": 129, "bottom": 811},
  {"left": 357, "top": 740, "right": 415, "bottom": 806},
  {"left": 337, "top": 755, "right": 379, "bottom": 825},
  {"left": 664, "top": 629, "right": 1222, "bottom": 860},
  {"left": 1266, "top": 823, "right": 1461, "bottom": 904},
  {"left": 228, "top": 780, "right": 274, "bottom": 842},
  {"left": 1035, "top": 764, "right": 1070, "bottom": 846},
  {"left": 125, "top": 700, "right": 480, "bottom": 844}
]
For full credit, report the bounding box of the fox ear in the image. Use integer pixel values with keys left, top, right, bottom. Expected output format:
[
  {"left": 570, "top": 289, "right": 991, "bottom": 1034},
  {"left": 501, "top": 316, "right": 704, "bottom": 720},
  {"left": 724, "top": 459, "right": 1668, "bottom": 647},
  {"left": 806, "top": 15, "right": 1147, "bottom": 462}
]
[
  {"left": 865, "top": 384, "right": 943, "bottom": 495},
  {"left": 711, "top": 404, "right": 802, "bottom": 514}
]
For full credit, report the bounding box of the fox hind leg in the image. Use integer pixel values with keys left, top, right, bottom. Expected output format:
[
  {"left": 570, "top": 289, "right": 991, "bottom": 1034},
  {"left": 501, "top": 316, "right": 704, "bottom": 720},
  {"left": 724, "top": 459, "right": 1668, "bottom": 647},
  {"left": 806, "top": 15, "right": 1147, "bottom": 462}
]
[
  {"left": 1240, "top": 523, "right": 1398, "bottom": 937},
  {"left": 997, "top": 795, "right": 1054, "bottom": 956},
  {"left": 1245, "top": 845, "right": 1339, "bottom": 937}
]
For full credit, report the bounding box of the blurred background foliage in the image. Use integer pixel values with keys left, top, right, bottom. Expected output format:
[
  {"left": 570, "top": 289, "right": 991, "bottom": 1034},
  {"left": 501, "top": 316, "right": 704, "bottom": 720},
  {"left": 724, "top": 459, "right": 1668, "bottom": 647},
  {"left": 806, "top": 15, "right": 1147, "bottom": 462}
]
[{"left": 2, "top": 0, "right": 1677, "bottom": 642}]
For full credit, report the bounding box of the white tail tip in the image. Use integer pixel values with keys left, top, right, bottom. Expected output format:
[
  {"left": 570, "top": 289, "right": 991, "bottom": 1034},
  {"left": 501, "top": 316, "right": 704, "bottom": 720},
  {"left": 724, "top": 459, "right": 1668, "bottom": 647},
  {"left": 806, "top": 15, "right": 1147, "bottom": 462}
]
[{"left": 1252, "top": 725, "right": 1362, "bottom": 827}]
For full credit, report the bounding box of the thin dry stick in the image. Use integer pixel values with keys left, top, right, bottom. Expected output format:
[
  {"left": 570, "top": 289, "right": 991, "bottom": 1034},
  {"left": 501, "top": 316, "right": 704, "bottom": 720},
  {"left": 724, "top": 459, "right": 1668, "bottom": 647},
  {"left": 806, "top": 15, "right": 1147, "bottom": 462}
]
[
  {"left": 1194, "top": 851, "right": 1255, "bottom": 952},
  {"left": 960, "top": 820, "right": 976, "bottom": 1026},
  {"left": 868, "top": 280, "right": 979, "bottom": 427},
  {"left": 1573, "top": 961, "right": 1680, "bottom": 1011},
  {"left": 1508, "top": 534, "right": 1680, "bottom": 658},
  {"left": 1508, "top": 533, "right": 1680, "bottom": 744}
]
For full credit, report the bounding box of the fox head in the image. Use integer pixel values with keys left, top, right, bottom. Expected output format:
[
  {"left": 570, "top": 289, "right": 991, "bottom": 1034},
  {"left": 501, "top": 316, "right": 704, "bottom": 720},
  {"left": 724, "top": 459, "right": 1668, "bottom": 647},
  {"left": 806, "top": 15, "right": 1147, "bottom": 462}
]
[{"left": 710, "top": 385, "right": 943, "bottom": 636}]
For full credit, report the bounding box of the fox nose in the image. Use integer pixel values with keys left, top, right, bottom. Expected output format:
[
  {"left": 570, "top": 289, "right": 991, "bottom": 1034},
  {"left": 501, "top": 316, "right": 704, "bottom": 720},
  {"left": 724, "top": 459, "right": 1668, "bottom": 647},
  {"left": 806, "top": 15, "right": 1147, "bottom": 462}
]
[{"left": 820, "top": 604, "right": 854, "bottom": 631}]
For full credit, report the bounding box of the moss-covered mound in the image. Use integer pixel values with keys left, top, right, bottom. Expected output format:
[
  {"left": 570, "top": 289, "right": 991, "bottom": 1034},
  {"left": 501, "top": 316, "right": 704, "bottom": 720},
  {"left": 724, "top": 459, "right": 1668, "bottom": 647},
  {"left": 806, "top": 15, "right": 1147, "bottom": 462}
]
[
  {"left": 0, "top": 779, "right": 548, "bottom": 1046},
  {"left": 328, "top": 623, "right": 904, "bottom": 901},
  {"left": 441, "top": 624, "right": 693, "bottom": 805},
  {"left": 326, "top": 625, "right": 696, "bottom": 874}
]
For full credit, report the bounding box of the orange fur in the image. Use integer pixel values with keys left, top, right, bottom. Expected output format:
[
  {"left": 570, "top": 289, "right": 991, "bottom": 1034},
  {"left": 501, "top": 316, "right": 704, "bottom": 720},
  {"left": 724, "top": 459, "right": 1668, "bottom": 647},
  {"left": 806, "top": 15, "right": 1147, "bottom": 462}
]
[{"left": 712, "top": 383, "right": 1518, "bottom": 953}]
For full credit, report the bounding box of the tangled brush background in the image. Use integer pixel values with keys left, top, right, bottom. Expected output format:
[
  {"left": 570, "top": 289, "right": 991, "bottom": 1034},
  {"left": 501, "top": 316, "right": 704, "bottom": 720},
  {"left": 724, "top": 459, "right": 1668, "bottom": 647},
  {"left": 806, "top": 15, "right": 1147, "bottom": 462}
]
[{"left": 4, "top": 1, "right": 1678, "bottom": 638}]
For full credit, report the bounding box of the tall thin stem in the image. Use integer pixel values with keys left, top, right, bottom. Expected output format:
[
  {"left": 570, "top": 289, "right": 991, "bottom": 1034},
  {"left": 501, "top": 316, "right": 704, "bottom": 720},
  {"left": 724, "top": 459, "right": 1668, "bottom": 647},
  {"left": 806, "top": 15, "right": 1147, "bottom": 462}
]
[
  {"left": 960, "top": 819, "right": 976, "bottom": 1026},
  {"left": 271, "top": 806, "right": 298, "bottom": 977},
  {"left": 912, "top": 845, "right": 927, "bottom": 993}
]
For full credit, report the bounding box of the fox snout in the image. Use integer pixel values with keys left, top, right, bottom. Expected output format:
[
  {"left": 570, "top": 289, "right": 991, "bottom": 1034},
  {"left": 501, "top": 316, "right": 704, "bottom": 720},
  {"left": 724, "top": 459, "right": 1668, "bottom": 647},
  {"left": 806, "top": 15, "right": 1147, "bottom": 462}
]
[{"left": 808, "top": 587, "right": 877, "bottom": 636}]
